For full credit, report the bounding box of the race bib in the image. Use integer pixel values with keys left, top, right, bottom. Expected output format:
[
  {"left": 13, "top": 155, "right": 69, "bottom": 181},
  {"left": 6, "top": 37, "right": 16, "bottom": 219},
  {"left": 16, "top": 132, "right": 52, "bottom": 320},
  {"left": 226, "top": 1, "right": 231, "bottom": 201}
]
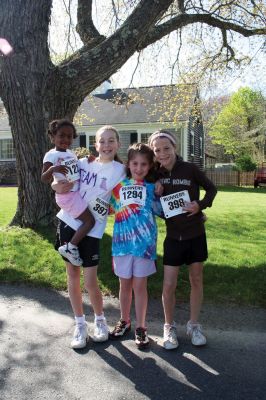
[
  {"left": 61, "top": 158, "right": 79, "bottom": 182},
  {"left": 119, "top": 185, "right": 146, "bottom": 207},
  {"left": 160, "top": 190, "right": 191, "bottom": 219},
  {"left": 89, "top": 197, "right": 109, "bottom": 222}
]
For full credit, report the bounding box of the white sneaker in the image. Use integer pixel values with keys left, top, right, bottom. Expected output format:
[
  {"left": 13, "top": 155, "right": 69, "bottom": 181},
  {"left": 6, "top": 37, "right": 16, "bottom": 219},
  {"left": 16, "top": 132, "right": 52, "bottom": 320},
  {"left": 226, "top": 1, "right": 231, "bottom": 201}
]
[
  {"left": 187, "top": 321, "right": 207, "bottom": 346},
  {"left": 163, "top": 322, "right": 179, "bottom": 350},
  {"left": 93, "top": 317, "right": 109, "bottom": 342},
  {"left": 71, "top": 322, "right": 88, "bottom": 349},
  {"left": 58, "top": 243, "right": 83, "bottom": 266}
]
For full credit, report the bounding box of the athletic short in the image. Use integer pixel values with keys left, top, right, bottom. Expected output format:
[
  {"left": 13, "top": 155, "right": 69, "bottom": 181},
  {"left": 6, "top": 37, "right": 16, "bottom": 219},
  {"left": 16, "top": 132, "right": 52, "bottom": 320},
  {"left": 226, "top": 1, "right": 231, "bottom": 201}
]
[
  {"left": 55, "top": 220, "right": 99, "bottom": 267},
  {"left": 56, "top": 191, "right": 88, "bottom": 219},
  {"left": 163, "top": 233, "right": 208, "bottom": 267},
  {"left": 112, "top": 255, "right": 156, "bottom": 278}
]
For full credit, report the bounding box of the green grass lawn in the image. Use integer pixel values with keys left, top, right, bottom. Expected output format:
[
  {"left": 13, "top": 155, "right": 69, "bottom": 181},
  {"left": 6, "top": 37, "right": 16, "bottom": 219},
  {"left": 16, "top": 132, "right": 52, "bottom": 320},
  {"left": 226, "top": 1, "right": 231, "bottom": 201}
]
[{"left": 0, "top": 186, "right": 266, "bottom": 307}]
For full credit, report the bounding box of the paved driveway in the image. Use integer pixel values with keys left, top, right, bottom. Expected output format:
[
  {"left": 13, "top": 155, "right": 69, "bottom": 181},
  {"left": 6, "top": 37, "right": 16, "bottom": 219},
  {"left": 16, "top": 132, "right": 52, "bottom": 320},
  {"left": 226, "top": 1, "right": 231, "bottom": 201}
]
[{"left": 0, "top": 284, "right": 265, "bottom": 400}]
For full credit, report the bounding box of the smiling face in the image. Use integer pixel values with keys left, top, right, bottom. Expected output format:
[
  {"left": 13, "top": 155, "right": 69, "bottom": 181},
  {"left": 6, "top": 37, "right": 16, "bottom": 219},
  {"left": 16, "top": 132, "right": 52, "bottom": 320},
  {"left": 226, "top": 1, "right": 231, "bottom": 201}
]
[
  {"left": 95, "top": 128, "right": 120, "bottom": 163},
  {"left": 128, "top": 153, "right": 152, "bottom": 181},
  {"left": 152, "top": 137, "right": 176, "bottom": 171},
  {"left": 52, "top": 125, "right": 75, "bottom": 152}
]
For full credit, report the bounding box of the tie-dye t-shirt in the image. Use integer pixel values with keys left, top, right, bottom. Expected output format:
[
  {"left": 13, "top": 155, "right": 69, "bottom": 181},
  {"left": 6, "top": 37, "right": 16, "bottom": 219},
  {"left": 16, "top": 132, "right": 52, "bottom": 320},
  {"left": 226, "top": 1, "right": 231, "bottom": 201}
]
[{"left": 110, "top": 178, "right": 162, "bottom": 260}]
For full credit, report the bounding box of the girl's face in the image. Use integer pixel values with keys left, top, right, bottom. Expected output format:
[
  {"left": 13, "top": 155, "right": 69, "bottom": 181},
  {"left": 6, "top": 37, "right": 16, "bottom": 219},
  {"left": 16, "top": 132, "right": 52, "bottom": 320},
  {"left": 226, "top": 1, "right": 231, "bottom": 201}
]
[
  {"left": 95, "top": 129, "right": 120, "bottom": 163},
  {"left": 52, "top": 125, "right": 74, "bottom": 152},
  {"left": 128, "top": 153, "right": 151, "bottom": 181},
  {"left": 152, "top": 137, "right": 176, "bottom": 171}
]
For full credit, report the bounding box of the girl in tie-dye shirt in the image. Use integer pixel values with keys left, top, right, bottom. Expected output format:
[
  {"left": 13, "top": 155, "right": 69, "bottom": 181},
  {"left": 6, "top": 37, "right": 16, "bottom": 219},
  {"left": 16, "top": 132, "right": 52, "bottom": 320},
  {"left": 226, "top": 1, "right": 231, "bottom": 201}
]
[{"left": 109, "top": 143, "right": 162, "bottom": 349}]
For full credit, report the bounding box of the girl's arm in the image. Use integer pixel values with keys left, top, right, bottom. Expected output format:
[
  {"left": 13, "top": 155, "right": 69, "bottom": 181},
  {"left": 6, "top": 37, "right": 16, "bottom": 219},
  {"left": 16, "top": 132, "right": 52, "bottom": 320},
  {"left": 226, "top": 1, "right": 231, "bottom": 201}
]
[
  {"left": 51, "top": 180, "right": 74, "bottom": 193},
  {"left": 41, "top": 162, "right": 69, "bottom": 184}
]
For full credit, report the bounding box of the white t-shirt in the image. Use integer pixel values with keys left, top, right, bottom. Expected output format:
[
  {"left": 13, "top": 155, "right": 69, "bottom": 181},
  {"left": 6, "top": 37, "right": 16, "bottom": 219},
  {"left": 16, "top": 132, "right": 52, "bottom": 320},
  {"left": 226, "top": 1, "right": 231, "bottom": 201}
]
[
  {"left": 43, "top": 148, "right": 79, "bottom": 192},
  {"left": 57, "top": 158, "right": 126, "bottom": 238}
]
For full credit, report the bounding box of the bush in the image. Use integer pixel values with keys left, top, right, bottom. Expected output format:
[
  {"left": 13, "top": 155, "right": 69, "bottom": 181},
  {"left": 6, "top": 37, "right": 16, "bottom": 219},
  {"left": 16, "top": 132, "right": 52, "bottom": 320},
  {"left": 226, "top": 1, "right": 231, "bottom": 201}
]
[
  {"left": 235, "top": 155, "right": 257, "bottom": 172},
  {"left": 0, "top": 161, "right": 17, "bottom": 184}
]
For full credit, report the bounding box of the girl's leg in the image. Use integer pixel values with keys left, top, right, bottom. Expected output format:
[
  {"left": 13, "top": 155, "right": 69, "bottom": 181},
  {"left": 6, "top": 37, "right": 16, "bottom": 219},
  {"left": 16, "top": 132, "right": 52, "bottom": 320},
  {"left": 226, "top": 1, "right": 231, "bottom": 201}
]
[
  {"left": 132, "top": 276, "right": 148, "bottom": 328},
  {"left": 83, "top": 266, "right": 108, "bottom": 342},
  {"left": 119, "top": 277, "right": 133, "bottom": 322},
  {"left": 83, "top": 266, "right": 103, "bottom": 316},
  {"left": 189, "top": 262, "right": 204, "bottom": 323},
  {"left": 162, "top": 265, "right": 179, "bottom": 325},
  {"left": 66, "top": 262, "right": 88, "bottom": 349},
  {"left": 70, "top": 208, "right": 95, "bottom": 246},
  {"left": 66, "top": 262, "right": 83, "bottom": 316}
]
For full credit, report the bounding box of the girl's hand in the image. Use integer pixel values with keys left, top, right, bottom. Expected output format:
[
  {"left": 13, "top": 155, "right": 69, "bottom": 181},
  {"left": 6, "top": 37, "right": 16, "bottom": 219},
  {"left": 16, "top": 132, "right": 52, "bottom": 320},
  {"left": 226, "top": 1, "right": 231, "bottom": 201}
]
[
  {"left": 51, "top": 180, "right": 74, "bottom": 193},
  {"left": 183, "top": 200, "right": 200, "bottom": 216},
  {"left": 87, "top": 154, "right": 96, "bottom": 163},
  {"left": 155, "top": 180, "right": 164, "bottom": 196},
  {"left": 53, "top": 165, "right": 69, "bottom": 175}
]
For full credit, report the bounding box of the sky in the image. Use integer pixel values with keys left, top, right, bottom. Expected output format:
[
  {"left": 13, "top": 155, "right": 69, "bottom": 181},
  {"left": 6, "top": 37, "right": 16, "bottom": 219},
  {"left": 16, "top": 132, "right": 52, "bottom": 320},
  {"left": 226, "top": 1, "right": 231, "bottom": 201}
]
[{"left": 50, "top": 0, "right": 266, "bottom": 98}]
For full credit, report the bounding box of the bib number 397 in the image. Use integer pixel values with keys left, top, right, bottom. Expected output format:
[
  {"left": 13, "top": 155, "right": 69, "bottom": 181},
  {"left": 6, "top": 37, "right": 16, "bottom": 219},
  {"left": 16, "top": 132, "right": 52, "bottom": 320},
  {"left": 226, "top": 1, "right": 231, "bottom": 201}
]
[
  {"left": 160, "top": 190, "right": 191, "bottom": 219},
  {"left": 89, "top": 197, "right": 109, "bottom": 222}
]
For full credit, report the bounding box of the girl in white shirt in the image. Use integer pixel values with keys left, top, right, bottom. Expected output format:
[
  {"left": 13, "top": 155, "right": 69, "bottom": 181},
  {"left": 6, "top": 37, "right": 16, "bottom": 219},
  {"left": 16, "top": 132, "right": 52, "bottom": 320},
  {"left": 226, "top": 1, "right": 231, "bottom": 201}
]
[{"left": 54, "top": 125, "right": 125, "bottom": 349}]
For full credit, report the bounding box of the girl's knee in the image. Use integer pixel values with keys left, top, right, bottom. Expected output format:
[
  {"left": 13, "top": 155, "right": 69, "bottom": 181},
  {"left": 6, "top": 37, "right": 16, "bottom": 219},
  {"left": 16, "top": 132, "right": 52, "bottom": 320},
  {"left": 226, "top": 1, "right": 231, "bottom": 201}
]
[
  {"left": 163, "top": 280, "right": 177, "bottom": 295},
  {"left": 189, "top": 273, "right": 203, "bottom": 288}
]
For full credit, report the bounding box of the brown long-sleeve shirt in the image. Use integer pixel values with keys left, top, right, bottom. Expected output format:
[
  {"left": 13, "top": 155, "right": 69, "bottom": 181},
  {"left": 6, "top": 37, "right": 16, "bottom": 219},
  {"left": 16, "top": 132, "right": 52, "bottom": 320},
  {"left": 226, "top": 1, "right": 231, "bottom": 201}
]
[{"left": 158, "top": 157, "right": 217, "bottom": 241}]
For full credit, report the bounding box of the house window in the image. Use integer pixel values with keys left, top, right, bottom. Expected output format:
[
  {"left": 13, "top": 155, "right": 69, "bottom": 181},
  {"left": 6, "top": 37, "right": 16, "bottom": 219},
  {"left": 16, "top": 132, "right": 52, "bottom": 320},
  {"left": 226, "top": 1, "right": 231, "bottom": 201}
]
[
  {"left": 88, "top": 135, "right": 97, "bottom": 155},
  {"left": 199, "top": 136, "right": 203, "bottom": 158},
  {"left": 191, "top": 130, "right": 195, "bottom": 156},
  {"left": 140, "top": 133, "right": 152, "bottom": 144},
  {"left": 0, "top": 139, "right": 15, "bottom": 160}
]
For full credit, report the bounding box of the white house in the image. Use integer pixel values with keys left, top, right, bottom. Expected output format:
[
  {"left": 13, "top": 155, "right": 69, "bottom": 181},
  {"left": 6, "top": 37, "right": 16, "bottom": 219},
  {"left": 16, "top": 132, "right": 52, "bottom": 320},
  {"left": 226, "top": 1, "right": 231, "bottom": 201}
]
[{"left": 0, "top": 84, "right": 205, "bottom": 183}]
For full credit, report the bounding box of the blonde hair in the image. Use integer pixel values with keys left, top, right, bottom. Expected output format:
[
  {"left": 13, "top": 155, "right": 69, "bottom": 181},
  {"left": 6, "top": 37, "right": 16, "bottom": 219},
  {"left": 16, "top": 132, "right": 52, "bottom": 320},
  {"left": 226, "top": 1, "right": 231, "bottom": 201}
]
[{"left": 95, "top": 125, "right": 120, "bottom": 142}]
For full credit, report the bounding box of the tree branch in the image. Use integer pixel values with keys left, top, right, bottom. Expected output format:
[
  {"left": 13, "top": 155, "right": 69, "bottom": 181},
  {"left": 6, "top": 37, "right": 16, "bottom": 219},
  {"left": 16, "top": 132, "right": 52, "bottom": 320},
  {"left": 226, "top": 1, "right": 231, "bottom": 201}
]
[
  {"left": 76, "top": 0, "right": 105, "bottom": 45},
  {"left": 59, "top": 0, "right": 173, "bottom": 97},
  {"left": 138, "top": 13, "right": 266, "bottom": 50}
]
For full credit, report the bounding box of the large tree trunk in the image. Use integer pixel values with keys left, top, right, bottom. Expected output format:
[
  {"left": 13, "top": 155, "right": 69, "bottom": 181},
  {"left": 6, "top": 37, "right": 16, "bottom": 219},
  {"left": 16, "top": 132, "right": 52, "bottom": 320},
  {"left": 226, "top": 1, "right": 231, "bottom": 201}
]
[
  {"left": 0, "top": 1, "right": 70, "bottom": 227},
  {"left": 1, "top": 0, "right": 264, "bottom": 227}
]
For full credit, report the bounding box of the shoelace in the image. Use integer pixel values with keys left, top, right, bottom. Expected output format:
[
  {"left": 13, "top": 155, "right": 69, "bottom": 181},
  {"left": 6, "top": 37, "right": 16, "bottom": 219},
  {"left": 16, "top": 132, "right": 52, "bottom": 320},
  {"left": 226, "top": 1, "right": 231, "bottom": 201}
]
[
  {"left": 95, "top": 320, "right": 107, "bottom": 333},
  {"left": 114, "top": 322, "right": 124, "bottom": 333},
  {"left": 192, "top": 326, "right": 203, "bottom": 338},
  {"left": 75, "top": 324, "right": 85, "bottom": 339},
  {"left": 136, "top": 328, "right": 146, "bottom": 340}
]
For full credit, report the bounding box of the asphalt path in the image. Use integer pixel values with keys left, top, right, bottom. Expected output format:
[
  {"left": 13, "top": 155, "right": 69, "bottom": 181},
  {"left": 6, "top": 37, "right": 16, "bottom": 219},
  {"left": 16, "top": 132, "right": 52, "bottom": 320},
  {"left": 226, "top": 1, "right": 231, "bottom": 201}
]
[{"left": 0, "top": 283, "right": 265, "bottom": 400}]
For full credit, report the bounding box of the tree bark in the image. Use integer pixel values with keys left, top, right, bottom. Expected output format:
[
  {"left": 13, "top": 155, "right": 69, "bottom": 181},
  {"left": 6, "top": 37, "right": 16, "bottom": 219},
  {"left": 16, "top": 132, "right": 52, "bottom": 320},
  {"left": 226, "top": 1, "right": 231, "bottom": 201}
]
[{"left": 0, "top": 0, "right": 265, "bottom": 227}]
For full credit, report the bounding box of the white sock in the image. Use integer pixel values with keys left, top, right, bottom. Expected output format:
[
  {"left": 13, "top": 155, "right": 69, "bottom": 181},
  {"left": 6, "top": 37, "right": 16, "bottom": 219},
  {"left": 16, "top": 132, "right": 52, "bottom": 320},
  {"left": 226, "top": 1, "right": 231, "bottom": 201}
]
[
  {"left": 69, "top": 242, "right": 78, "bottom": 249},
  {"left": 95, "top": 313, "right": 105, "bottom": 321},
  {"left": 75, "top": 315, "right": 85, "bottom": 325}
]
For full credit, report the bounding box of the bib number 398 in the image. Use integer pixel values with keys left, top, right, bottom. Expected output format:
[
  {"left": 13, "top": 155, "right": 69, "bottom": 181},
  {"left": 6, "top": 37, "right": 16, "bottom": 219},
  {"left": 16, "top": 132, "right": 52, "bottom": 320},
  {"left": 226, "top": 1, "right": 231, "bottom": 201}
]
[{"left": 160, "top": 190, "right": 191, "bottom": 218}]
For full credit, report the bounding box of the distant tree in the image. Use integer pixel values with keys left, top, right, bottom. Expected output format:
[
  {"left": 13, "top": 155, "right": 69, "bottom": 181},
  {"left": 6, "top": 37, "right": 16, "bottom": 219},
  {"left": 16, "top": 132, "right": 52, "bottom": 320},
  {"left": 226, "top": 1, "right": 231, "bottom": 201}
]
[
  {"left": 235, "top": 155, "right": 257, "bottom": 171},
  {"left": 209, "top": 87, "right": 266, "bottom": 162},
  {"left": 1, "top": 1, "right": 266, "bottom": 227}
]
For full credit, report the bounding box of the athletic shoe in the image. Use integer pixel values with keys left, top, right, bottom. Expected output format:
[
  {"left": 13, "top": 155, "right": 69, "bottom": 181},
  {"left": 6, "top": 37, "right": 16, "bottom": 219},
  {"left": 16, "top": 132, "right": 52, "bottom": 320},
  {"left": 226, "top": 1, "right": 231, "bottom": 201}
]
[
  {"left": 71, "top": 322, "right": 88, "bottom": 349},
  {"left": 92, "top": 317, "right": 109, "bottom": 342},
  {"left": 186, "top": 321, "right": 207, "bottom": 346},
  {"left": 110, "top": 319, "right": 131, "bottom": 339},
  {"left": 58, "top": 243, "right": 83, "bottom": 266},
  {"left": 135, "top": 327, "right": 149, "bottom": 349},
  {"left": 163, "top": 323, "right": 179, "bottom": 350}
]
